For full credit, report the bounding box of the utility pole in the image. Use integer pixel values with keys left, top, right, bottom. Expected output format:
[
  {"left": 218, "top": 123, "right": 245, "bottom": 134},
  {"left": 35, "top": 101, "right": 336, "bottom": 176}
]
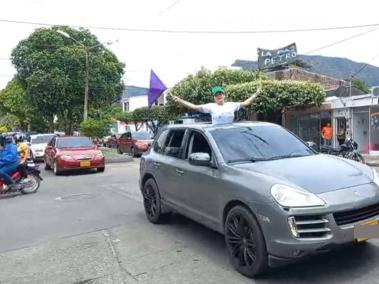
[
  {"left": 56, "top": 30, "right": 116, "bottom": 122},
  {"left": 84, "top": 50, "right": 89, "bottom": 121}
]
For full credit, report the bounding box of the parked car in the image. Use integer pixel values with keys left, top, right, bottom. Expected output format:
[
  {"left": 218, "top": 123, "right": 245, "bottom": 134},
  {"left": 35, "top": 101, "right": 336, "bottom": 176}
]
[
  {"left": 117, "top": 130, "right": 153, "bottom": 157},
  {"left": 29, "top": 133, "right": 56, "bottom": 162},
  {"left": 44, "top": 136, "right": 105, "bottom": 175},
  {"left": 106, "top": 134, "right": 121, "bottom": 148},
  {"left": 139, "top": 122, "right": 379, "bottom": 278}
]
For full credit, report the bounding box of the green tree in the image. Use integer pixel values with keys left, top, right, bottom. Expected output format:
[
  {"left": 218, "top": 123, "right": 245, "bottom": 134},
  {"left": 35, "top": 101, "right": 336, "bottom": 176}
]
[
  {"left": 0, "top": 80, "right": 50, "bottom": 132},
  {"left": 11, "top": 26, "right": 124, "bottom": 133},
  {"left": 0, "top": 79, "right": 30, "bottom": 129},
  {"left": 79, "top": 118, "right": 112, "bottom": 139},
  {"left": 351, "top": 78, "right": 370, "bottom": 93},
  {"left": 117, "top": 106, "right": 176, "bottom": 133},
  {"left": 167, "top": 68, "right": 324, "bottom": 116},
  {"left": 168, "top": 68, "right": 266, "bottom": 114}
]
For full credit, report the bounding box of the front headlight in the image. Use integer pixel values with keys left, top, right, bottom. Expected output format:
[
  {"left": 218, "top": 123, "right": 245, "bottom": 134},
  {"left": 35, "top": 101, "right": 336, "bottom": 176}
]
[
  {"left": 373, "top": 169, "right": 379, "bottom": 186},
  {"left": 95, "top": 152, "right": 104, "bottom": 158},
  {"left": 60, "top": 155, "right": 74, "bottom": 161},
  {"left": 271, "top": 184, "right": 325, "bottom": 208}
]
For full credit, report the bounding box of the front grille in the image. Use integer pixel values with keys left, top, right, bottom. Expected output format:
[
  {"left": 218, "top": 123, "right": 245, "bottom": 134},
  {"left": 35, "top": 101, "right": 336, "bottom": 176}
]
[
  {"left": 294, "top": 215, "right": 331, "bottom": 239},
  {"left": 333, "top": 203, "right": 379, "bottom": 226}
]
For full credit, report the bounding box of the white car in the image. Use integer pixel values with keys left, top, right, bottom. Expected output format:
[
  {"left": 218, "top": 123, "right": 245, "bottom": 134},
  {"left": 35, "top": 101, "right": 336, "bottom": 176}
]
[{"left": 29, "top": 134, "right": 56, "bottom": 162}]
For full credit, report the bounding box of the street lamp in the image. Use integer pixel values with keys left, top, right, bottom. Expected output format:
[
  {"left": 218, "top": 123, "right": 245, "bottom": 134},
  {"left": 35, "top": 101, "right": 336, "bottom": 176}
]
[{"left": 57, "top": 30, "right": 116, "bottom": 121}]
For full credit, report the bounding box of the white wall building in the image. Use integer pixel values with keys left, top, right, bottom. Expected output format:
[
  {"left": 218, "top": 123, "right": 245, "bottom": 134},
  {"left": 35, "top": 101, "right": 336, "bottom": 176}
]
[{"left": 116, "top": 86, "right": 166, "bottom": 134}]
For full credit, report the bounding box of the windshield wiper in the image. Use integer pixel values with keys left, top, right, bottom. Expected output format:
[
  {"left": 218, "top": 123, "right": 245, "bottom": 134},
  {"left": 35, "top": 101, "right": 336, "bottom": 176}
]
[
  {"left": 227, "top": 157, "right": 269, "bottom": 163},
  {"left": 266, "top": 153, "right": 310, "bottom": 161}
]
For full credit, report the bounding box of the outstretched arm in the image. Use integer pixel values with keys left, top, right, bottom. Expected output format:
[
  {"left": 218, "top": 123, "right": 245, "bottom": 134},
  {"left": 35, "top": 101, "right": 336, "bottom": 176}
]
[
  {"left": 240, "top": 86, "right": 262, "bottom": 108},
  {"left": 170, "top": 95, "right": 203, "bottom": 112}
]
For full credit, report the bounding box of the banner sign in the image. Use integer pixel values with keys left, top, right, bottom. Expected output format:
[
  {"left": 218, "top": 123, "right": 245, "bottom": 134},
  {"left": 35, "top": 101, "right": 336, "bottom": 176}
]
[{"left": 257, "top": 43, "right": 297, "bottom": 70}]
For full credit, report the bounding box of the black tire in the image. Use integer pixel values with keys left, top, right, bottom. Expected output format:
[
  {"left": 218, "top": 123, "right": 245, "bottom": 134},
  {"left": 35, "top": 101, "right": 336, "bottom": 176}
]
[
  {"left": 117, "top": 146, "right": 122, "bottom": 154},
  {"left": 224, "top": 205, "right": 268, "bottom": 278},
  {"left": 132, "top": 147, "right": 138, "bottom": 157},
  {"left": 20, "top": 173, "right": 40, "bottom": 194},
  {"left": 354, "top": 152, "right": 365, "bottom": 163},
  {"left": 97, "top": 167, "right": 105, "bottom": 172},
  {"left": 53, "top": 161, "right": 60, "bottom": 176},
  {"left": 44, "top": 158, "right": 51, "bottom": 170},
  {"left": 142, "top": 178, "right": 170, "bottom": 224}
]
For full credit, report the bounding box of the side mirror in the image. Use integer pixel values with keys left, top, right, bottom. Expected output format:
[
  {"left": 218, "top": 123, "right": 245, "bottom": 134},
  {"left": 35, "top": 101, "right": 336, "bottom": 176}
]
[{"left": 189, "top": 152, "right": 211, "bottom": 167}]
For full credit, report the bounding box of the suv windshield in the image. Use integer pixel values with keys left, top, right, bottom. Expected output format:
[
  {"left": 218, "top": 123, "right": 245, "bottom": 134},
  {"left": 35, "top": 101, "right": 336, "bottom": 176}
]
[
  {"left": 31, "top": 135, "right": 55, "bottom": 144},
  {"left": 210, "top": 125, "right": 314, "bottom": 163},
  {"left": 56, "top": 137, "right": 93, "bottom": 148},
  {"left": 132, "top": 131, "right": 152, "bottom": 140}
]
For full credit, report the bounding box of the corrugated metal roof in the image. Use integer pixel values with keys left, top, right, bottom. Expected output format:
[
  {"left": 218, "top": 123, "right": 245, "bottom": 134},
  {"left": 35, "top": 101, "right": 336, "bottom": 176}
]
[{"left": 121, "top": 85, "right": 149, "bottom": 98}]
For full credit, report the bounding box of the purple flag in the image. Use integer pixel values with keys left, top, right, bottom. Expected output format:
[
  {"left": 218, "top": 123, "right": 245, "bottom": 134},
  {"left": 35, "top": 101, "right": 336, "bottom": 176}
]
[{"left": 148, "top": 70, "right": 167, "bottom": 108}]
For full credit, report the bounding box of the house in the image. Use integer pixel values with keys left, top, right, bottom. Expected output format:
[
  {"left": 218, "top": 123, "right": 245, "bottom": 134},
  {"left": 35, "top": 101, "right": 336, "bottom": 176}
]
[
  {"left": 232, "top": 61, "right": 378, "bottom": 154},
  {"left": 267, "top": 69, "right": 378, "bottom": 155},
  {"left": 116, "top": 85, "right": 165, "bottom": 133}
]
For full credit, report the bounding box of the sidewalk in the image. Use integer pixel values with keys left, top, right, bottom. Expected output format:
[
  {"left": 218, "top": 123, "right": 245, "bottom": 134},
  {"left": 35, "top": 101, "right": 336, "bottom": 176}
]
[
  {"left": 363, "top": 155, "right": 379, "bottom": 167},
  {"left": 101, "top": 147, "right": 134, "bottom": 164}
]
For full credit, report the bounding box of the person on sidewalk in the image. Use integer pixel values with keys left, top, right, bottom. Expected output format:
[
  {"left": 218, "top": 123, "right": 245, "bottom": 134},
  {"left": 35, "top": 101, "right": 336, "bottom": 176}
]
[
  {"left": 321, "top": 123, "right": 333, "bottom": 146},
  {"left": 170, "top": 85, "right": 261, "bottom": 125},
  {"left": 0, "top": 135, "right": 22, "bottom": 192}
]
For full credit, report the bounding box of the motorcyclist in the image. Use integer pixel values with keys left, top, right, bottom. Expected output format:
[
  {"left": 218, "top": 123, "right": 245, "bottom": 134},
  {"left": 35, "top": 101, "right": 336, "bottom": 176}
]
[
  {"left": 14, "top": 134, "right": 29, "bottom": 177},
  {"left": 0, "top": 135, "right": 22, "bottom": 191}
]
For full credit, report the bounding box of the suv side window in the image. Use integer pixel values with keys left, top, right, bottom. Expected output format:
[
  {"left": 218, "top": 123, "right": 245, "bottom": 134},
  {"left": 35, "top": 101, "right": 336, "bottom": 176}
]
[
  {"left": 153, "top": 130, "right": 169, "bottom": 154},
  {"left": 164, "top": 129, "right": 186, "bottom": 158},
  {"left": 186, "top": 131, "right": 212, "bottom": 159}
]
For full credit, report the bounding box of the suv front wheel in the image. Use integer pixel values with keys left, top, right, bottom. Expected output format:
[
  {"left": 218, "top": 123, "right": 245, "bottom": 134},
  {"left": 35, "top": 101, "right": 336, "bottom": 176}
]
[
  {"left": 142, "top": 178, "right": 170, "bottom": 224},
  {"left": 224, "top": 205, "right": 268, "bottom": 278}
]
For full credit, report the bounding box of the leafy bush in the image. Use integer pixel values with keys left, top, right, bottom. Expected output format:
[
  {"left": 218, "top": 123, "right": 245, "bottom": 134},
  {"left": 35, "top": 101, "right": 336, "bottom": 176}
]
[
  {"left": 79, "top": 118, "right": 111, "bottom": 138},
  {"left": 225, "top": 80, "right": 325, "bottom": 113}
]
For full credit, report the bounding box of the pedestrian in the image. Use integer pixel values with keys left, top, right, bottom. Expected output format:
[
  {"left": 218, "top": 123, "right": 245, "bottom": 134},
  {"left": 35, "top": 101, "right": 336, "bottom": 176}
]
[
  {"left": 170, "top": 85, "right": 262, "bottom": 125},
  {"left": 321, "top": 122, "right": 333, "bottom": 146}
]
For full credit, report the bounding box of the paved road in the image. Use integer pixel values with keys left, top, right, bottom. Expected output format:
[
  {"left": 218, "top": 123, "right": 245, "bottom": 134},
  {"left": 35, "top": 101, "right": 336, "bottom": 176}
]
[{"left": 1, "top": 162, "right": 379, "bottom": 283}]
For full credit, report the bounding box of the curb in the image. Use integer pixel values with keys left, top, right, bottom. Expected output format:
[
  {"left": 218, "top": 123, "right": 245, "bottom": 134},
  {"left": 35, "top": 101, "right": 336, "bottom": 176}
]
[{"left": 105, "top": 156, "right": 134, "bottom": 164}]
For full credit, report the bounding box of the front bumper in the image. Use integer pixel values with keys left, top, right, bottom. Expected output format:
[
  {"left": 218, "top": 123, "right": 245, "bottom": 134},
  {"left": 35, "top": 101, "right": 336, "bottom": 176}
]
[
  {"left": 57, "top": 159, "right": 105, "bottom": 171},
  {"left": 32, "top": 151, "right": 45, "bottom": 160},
  {"left": 251, "top": 183, "right": 379, "bottom": 265}
]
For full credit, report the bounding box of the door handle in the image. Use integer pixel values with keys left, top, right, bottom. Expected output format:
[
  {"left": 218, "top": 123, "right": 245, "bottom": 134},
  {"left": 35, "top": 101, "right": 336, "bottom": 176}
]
[
  {"left": 153, "top": 162, "right": 161, "bottom": 168},
  {"left": 175, "top": 169, "right": 184, "bottom": 175}
]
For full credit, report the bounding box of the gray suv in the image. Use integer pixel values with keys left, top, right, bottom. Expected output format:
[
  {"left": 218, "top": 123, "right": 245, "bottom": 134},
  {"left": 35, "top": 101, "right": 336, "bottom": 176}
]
[{"left": 139, "top": 122, "right": 379, "bottom": 278}]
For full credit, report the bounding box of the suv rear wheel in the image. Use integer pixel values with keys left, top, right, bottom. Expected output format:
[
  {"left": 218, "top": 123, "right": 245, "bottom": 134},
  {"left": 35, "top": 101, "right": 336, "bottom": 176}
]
[{"left": 142, "top": 178, "right": 170, "bottom": 224}]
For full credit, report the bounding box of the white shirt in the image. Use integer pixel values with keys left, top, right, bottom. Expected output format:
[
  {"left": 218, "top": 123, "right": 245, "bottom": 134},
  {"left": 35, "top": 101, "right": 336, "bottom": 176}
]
[{"left": 200, "top": 102, "right": 241, "bottom": 125}]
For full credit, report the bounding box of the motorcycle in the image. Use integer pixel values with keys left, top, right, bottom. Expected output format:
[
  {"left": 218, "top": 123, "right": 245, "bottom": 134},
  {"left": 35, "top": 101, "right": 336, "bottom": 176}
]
[
  {"left": 320, "top": 137, "right": 365, "bottom": 163},
  {"left": 0, "top": 162, "right": 43, "bottom": 195}
]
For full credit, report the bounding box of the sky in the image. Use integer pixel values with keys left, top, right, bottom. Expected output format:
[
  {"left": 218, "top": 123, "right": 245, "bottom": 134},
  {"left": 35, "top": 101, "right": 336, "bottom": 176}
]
[{"left": 1, "top": 0, "right": 379, "bottom": 90}]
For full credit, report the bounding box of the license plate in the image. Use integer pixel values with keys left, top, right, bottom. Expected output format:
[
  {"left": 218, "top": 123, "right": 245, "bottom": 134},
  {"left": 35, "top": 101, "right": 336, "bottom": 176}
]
[
  {"left": 80, "top": 161, "right": 91, "bottom": 167},
  {"left": 356, "top": 219, "right": 378, "bottom": 242}
]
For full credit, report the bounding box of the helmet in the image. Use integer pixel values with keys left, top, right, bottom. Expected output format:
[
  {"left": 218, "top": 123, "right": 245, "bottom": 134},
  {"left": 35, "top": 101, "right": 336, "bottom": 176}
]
[{"left": 5, "top": 135, "right": 14, "bottom": 144}]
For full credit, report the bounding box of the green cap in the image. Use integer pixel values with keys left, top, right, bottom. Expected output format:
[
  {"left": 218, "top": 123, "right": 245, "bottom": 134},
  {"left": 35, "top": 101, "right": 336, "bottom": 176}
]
[{"left": 211, "top": 86, "right": 223, "bottom": 96}]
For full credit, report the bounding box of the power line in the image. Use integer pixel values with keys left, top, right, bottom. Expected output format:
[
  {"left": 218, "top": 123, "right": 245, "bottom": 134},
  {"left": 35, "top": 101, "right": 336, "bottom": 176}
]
[
  {"left": 158, "top": 0, "right": 181, "bottom": 15},
  {"left": 1, "top": 18, "right": 379, "bottom": 34},
  {"left": 304, "top": 28, "right": 379, "bottom": 55},
  {"left": 350, "top": 51, "right": 379, "bottom": 79}
]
